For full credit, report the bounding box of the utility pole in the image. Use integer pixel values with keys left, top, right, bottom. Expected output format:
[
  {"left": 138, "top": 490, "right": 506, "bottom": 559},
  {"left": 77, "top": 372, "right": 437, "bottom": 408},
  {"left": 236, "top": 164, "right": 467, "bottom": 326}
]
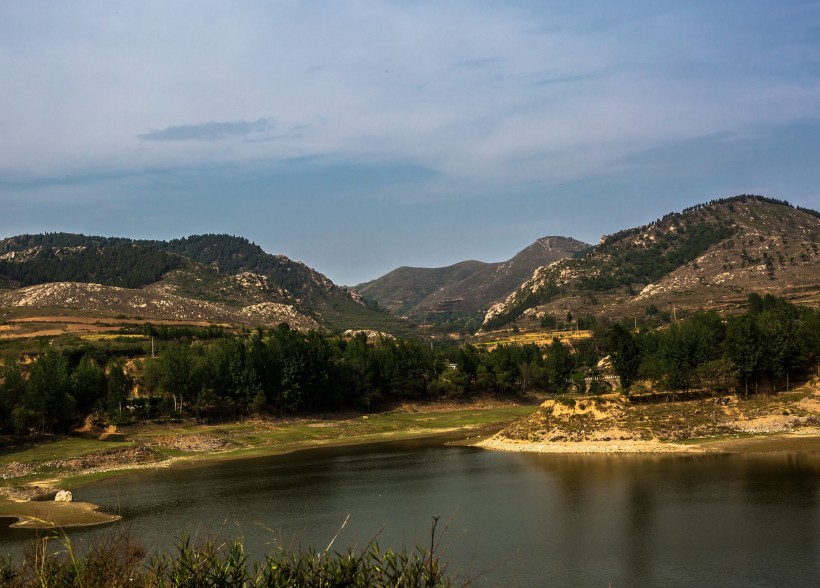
[{"left": 673, "top": 306, "right": 677, "bottom": 322}]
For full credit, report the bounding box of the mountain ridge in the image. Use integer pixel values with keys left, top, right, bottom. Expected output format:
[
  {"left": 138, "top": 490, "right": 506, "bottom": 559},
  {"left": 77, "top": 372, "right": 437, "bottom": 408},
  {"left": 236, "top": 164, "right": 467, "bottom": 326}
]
[
  {"left": 355, "top": 236, "right": 590, "bottom": 326},
  {"left": 482, "top": 195, "right": 820, "bottom": 330},
  {"left": 0, "top": 233, "right": 412, "bottom": 334},
  {"left": 1, "top": 196, "right": 817, "bottom": 338}
]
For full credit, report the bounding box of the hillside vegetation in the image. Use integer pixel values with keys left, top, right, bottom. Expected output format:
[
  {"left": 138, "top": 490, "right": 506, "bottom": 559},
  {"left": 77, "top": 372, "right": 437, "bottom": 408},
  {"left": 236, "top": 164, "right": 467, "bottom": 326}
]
[
  {"left": 0, "top": 233, "right": 413, "bottom": 335},
  {"left": 483, "top": 196, "right": 820, "bottom": 330}
]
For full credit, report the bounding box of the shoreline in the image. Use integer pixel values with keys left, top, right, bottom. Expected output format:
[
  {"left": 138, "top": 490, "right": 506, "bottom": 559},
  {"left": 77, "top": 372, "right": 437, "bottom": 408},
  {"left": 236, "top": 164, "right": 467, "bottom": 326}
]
[
  {"left": 476, "top": 436, "right": 701, "bottom": 454},
  {"left": 5, "top": 393, "right": 820, "bottom": 529},
  {"left": 477, "top": 430, "right": 820, "bottom": 455},
  {"left": 0, "top": 403, "right": 534, "bottom": 529},
  {"left": 0, "top": 429, "right": 472, "bottom": 531}
]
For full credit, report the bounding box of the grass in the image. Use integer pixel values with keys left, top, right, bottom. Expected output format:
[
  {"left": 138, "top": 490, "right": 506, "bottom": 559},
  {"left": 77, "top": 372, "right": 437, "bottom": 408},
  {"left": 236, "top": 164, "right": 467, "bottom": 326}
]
[{"left": 134, "top": 405, "right": 537, "bottom": 460}]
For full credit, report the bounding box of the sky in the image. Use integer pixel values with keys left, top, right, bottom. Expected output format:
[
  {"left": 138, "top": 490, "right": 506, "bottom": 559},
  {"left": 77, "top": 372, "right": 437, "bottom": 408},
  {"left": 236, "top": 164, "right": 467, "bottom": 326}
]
[{"left": 1, "top": 1, "right": 819, "bottom": 285}]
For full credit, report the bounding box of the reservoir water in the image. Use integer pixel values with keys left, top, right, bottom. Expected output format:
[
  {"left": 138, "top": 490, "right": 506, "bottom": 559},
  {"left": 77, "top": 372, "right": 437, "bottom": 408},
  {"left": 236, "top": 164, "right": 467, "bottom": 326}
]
[{"left": 2, "top": 436, "right": 820, "bottom": 586}]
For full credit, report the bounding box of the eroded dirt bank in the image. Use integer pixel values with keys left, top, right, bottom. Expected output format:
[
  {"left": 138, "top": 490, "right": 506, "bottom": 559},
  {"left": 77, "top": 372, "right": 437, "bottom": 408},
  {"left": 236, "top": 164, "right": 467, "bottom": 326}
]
[{"left": 479, "top": 380, "right": 820, "bottom": 454}]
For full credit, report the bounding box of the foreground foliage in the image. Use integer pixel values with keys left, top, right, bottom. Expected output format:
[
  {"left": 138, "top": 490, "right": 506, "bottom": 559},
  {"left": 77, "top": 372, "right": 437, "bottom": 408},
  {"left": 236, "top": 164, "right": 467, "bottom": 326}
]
[{"left": 0, "top": 528, "right": 462, "bottom": 587}]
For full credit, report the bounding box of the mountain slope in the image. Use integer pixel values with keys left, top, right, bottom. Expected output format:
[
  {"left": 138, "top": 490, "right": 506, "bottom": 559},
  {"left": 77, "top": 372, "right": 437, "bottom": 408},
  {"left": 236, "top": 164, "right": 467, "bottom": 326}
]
[
  {"left": 356, "top": 236, "right": 589, "bottom": 321},
  {"left": 483, "top": 196, "right": 820, "bottom": 329},
  {"left": 0, "top": 233, "right": 412, "bottom": 334},
  {"left": 354, "top": 260, "right": 492, "bottom": 315}
]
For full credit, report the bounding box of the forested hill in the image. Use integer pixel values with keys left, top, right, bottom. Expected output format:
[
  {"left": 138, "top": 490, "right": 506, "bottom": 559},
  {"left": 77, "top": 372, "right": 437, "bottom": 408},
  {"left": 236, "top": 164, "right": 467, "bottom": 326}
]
[
  {"left": 161, "top": 234, "right": 342, "bottom": 302},
  {"left": 0, "top": 235, "right": 181, "bottom": 289},
  {"left": 483, "top": 196, "right": 820, "bottom": 330},
  {"left": 0, "top": 233, "right": 412, "bottom": 334}
]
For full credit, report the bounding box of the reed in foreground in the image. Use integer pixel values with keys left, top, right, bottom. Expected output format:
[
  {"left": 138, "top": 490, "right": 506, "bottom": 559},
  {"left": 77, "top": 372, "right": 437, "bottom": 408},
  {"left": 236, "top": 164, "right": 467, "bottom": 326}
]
[{"left": 0, "top": 526, "right": 465, "bottom": 587}]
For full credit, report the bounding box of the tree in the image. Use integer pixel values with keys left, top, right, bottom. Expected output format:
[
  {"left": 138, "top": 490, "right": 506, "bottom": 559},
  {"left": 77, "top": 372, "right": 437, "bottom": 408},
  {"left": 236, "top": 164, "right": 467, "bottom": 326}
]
[
  {"left": 546, "top": 338, "right": 573, "bottom": 392},
  {"left": 756, "top": 305, "right": 802, "bottom": 392},
  {"left": 608, "top": 324, "right": 640, "bottom": 391},
  {"left": 160, "top": 344, "right": 196, "bottom": 411},
  {"left": 21, "top": 350, "right": 75, "bottom": 434},
  {"left": 71, "top": 355, "right": 107, "bottom": 413},
  {"left": 455, "top": 344, "right": 481, "bottom": 393},
  {"left": 106, "top": 359, "right": 133, "bottom": 416},
  {"left": 725, "top": 314, "right": 761, "bottom": 396},
  {"left": 0, "top": 361, "right": 26, "bottom": 432},
  {"left": 694, "top": 358, "right": 738, "bottom": 393}
]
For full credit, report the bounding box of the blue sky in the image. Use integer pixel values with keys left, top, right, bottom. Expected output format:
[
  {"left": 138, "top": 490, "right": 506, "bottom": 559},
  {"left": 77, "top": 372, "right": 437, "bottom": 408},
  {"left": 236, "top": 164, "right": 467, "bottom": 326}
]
[{"left": 1, "top": 1, "right": 818, "bottom": 285}]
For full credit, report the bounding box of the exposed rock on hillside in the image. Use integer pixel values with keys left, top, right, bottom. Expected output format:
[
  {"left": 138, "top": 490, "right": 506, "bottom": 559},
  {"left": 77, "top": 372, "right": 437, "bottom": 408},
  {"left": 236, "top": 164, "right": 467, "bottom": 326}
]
[
  {"left": 483, "top": 197, "right": 820, "bottom": 329},
  {"left": 0, "top": 282, "right": 319, "bottom": 330},
  {"left": 0, "top": 233, "right": 410, "bottom": 333}
]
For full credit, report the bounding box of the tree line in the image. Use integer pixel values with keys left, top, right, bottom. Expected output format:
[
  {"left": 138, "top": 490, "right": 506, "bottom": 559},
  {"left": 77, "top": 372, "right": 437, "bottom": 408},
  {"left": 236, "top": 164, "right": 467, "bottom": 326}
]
[
  {"left": 608, "top": 294, "right": 819, "bottom": 394},
  {"left": 1, "top": 294, "right": 817, "bottom": 435},
  {"left": 0, "top": 327, "right": 590, "bottom": 434}
]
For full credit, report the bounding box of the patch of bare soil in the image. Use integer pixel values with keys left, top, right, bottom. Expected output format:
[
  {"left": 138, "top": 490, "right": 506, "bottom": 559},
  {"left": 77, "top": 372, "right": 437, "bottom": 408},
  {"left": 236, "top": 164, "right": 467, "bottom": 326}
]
[
  {"left": 143, "top": 434, "right": 230, "bottom": 452},
  {"left": 72, "top": 417, "right": 121, "bottom": 440},
  {"left": 391, "top": 394, "right": 542, "bottom": 414},
  {"left": 43, "top": 446, "right": 164, "bottom": 471},
  {"left": 3, "top": 485, "right": 60, "bottom": 501}
]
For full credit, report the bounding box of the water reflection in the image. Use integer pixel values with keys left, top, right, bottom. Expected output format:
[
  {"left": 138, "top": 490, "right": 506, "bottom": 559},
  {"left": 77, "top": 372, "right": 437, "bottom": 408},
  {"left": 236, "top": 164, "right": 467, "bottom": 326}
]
[{"left": 1, "top": 440, "right": 819, "bottom": 586}]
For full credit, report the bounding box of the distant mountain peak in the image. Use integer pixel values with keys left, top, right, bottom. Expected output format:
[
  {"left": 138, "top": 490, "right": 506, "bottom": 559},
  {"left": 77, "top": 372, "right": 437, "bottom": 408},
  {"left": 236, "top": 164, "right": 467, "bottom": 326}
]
[{"left": 355, "top": 235, "right": 590, "bottom": 326}]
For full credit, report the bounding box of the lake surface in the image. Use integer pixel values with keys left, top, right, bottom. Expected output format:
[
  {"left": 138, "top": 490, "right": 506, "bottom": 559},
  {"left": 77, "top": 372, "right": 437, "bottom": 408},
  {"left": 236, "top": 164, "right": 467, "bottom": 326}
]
[{"left": 3, "top": 436, "right": 820, "bottom": 586}]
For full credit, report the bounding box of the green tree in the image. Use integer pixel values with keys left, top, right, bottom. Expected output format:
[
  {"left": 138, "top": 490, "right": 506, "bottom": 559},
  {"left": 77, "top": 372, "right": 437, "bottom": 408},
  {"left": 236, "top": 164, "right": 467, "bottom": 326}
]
[
  {"left": 725, "top": 314, "right": 761, "bottom": 396},
  {"left": 0, "top": 361, "right": 26, "bottom": 432},
  {"left": 455, "top": 344, "right": 481, "bottom": 393},
  {"left": 106, "top": 359, "right": 133, "bottom": 416},
  {"left": 546, "top": 338, "right": 573, "bottom": 392},
  {"left": 756, "top": 305, "right": 802, "bottom": 392},
  {"left": 71, "top": 355, "right": 107, "bottom": 413},
  {"left": 608, "top": 324, "right": 640, "bottom": 391},
  {"left": 160, "top": 344, "right": 196, "bottom": 411},
  {"left": 20, "top": 351, "right": 75, "bottom": 434}
]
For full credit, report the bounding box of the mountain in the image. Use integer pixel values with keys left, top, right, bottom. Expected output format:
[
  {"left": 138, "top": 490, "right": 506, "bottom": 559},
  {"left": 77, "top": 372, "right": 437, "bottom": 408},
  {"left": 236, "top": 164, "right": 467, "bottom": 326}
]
[
  {"left": 0, "top": 233, "right": 412, "bottom": 334},
  {"left": 355, "top": 236, "right": 590, "bottom": 325},
  {"left": 483, "top": 196, "right": 820, "bottom": 330}
]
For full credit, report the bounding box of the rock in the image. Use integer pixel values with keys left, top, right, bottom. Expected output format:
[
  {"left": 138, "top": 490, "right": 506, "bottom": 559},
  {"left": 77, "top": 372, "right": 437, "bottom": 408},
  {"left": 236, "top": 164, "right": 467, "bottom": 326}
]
[{"left": 54, "top": 490, "right": 73, "bottom": 502}]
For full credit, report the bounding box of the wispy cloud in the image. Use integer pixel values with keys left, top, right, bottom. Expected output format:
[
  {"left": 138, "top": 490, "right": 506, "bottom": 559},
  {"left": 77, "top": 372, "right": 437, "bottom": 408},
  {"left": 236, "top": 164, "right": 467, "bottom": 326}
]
[{"left": 138, "top": 118, "right": 274, "bottom": 142}]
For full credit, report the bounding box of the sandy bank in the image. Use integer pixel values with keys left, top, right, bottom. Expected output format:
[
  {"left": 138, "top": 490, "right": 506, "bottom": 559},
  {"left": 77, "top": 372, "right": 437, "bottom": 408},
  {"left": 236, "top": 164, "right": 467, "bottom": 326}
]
[
  {"left": 478, "top": 430, "right": 820, "bottom": 455},
  {"left": 0, "top": 500, "right": 120, "bottom": 529},
  {"left": 477, "top": 436, "right": 701, "bottom": 454}
]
